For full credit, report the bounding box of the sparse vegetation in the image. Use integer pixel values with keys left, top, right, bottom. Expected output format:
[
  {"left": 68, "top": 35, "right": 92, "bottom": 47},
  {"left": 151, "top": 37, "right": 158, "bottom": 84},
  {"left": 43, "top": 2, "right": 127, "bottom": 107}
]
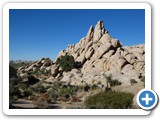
[
  {"left": 24, "top": 88, "right": 33, "bottom": 97},
  {"left": 130, "top": 79, "right": 137, "bottom": 85},
  {"left": 49, "top": 89, "right": 59, "bottom": 103},
  {"left": 84, "top": 91, "right": 134, "bottom": 109},
  {"left": 108, "top": 79, "right": 122, "bottom": 86},
  {"left": 33, "top": 85, "right": 47, "bottom": 94},
  {"left": 9, "top": 85, "right": 21, "bottom": 105},
  {"left": 103, "top": 74, "right": 121, "bottom": 87},
  {"left": 49, "top": 82, "right": 79, "bottom": 102},
  {"left": 59, "top": 87, "right": 75, "bottom": 99},
  {"left": 91, "top": 84, "right": 100, "bottom": 90}
]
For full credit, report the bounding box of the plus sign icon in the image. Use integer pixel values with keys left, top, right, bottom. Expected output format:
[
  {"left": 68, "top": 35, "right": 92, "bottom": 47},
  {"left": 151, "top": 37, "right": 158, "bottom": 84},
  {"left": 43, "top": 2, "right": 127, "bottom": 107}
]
[{"left": 137, "top": 89, "right": 158, "bottom": 110}]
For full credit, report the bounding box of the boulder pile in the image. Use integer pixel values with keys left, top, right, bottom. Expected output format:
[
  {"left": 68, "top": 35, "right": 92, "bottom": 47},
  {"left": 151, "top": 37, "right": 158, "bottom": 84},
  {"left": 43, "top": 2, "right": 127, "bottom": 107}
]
[{"left": 17, "top": 20, "right": 145, "bottom": 87}]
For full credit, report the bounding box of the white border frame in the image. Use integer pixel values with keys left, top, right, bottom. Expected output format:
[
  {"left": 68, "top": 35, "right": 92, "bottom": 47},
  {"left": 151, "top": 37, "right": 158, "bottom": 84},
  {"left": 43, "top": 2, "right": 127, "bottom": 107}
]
[{"left": 3, "top": 3, "right": 151, "bottom": 115}]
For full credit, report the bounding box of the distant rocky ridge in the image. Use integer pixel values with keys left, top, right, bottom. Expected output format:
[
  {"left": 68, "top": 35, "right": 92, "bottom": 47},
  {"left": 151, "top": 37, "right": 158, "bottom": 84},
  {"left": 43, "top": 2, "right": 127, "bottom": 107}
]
[{"left": 17, "top": 20, "right": 145, "bottom": 87}]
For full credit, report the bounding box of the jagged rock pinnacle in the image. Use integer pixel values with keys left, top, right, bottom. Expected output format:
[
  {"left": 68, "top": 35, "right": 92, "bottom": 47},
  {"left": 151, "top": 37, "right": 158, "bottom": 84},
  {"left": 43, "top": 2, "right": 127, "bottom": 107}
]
[
  {"left": 86, "top": 25, "right": 94, "bottom": 43},
  {"left": 93, "top": 20, "right": 107, "bottom": 42}
]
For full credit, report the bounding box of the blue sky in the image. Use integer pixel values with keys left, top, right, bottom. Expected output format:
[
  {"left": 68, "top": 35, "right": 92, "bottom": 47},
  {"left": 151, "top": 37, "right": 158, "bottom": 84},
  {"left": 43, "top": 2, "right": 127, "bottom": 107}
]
[{"left": 9, "top": 9, "right": 145, "bottom": 61}]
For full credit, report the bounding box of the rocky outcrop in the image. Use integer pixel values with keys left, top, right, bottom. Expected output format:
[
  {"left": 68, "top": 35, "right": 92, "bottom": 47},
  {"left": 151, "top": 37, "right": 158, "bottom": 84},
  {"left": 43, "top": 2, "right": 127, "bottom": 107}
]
[
  {"left": 51, "top": 64, "right": 59, "bottom": 77},
  {"left": 17, "top": 20, "right": 145, "bottom": 88},
  {"left": 55, "top": 20, "right": 145, "bottom": 86},
  {"left": 18, "top": 58, "right": 53, "bottom": 73},
  {"left": 93, "top": 20, "right": 107, "bottom": 42}
]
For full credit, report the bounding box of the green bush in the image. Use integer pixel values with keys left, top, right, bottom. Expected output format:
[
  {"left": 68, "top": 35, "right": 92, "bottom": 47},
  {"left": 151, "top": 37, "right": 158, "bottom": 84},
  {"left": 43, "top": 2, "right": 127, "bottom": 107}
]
[
  {"left": 84, "top": 91, "right": 134, "bottom": 109},
  {"left": 130, "top": 79, "right": 137, "bottom": 85},
  {"left": 56, "top": 54, "right": 76, "bottom": 72},
  {"left": 24, "top": 88, "right": 33, "bottom": 97}
]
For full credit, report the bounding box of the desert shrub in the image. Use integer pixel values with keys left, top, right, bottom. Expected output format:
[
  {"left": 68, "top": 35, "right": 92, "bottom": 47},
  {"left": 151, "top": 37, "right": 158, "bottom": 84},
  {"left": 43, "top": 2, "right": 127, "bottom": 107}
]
[
  {"left": 56, "top": 54, "right": 76, "bottom": 72},
  {"left": 108, "top": 79, "right": 122, "bottom": 86},
  {"left": 103, "top": 74, "right": 121, "bottom": 86},
  {"left": 84, "top": 91, "right": 134, "bottom": 109},
  {"left": 52, "top": 81, "right": 62, "bottom": 89},
  {"left": 16, "top": 82, "right": 34, "bottom": 97},
  {"left": 24, "top": 88, "right": 33, "bottom": 97},
  {"left": 91, "top": 84, "right": 100, "bottom": 90},
  {"left": 49, "top": 89, "right": 59, "bottom": 103},
  {"left": 59, "top": 87, "right": 75, "bottom": 98},
  {"left": 34, "top": 86, "right": 47, "bottom": 94},
  {"left": 48, "top": 81, "right": 62, "bottom": 101},
  {"left": 130, "top": 79, "right": 137, "bottom": 85}
]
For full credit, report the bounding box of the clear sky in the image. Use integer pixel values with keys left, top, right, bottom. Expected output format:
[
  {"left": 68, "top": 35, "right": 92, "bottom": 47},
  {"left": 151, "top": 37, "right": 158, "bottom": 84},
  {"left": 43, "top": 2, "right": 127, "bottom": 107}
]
[{"left": 9, "top": 9, "right": 145, "bottom": 61}]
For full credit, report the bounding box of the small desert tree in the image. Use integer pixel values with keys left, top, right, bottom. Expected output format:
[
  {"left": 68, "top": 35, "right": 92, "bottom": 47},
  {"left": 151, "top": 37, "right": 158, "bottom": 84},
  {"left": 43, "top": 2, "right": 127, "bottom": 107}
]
[{"left": 56, "top": 54, "right": 76, "bottom": 72}]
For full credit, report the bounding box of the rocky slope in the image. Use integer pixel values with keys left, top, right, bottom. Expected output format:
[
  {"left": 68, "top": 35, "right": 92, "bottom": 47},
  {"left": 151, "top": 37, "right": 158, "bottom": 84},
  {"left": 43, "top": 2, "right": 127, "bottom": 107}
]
[{"left": 17, "top": 20, "right": 145, "bottom": 87}]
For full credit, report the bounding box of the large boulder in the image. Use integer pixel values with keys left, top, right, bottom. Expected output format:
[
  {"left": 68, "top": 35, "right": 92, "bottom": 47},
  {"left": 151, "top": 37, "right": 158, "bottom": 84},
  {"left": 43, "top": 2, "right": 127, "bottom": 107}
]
[
  {"left": 92, "top": 42, "right": 112, "bottom": 59},
  {"left": 111, "top": 39, "right": 122, "bottom": 48},
  {"left": 85, "top": 47, "right": 94, "bottom": 60},
  {"left": 76, "top": 52, "right": 86, "bottom": 64},
  {"left": 99, "top": 33, "right": 111, "bottom": 44},
  {"left": 51, "top": 64, "right": 59, "bottom": 77},
  {"left": 97, "top": 42, "right": 112, "bottom": 58},
  {"left": 102, "top": 50, "right": 115, "bottom": 59},
  {"left": 121, "top": 64, "right": 140, "bottom": 82},
  {"left": 117, "top": 58, "right": 128, "bottom": 70},
  {"left": 124, "top": 54, "right": 136, "bottom": 64}
]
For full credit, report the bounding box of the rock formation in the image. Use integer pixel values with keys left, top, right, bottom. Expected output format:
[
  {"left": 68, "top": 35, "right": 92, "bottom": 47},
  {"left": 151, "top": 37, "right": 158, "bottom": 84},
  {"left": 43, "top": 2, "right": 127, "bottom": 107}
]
[{"left": 17, "top": 20, "right": 145, "bottom": 87}]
